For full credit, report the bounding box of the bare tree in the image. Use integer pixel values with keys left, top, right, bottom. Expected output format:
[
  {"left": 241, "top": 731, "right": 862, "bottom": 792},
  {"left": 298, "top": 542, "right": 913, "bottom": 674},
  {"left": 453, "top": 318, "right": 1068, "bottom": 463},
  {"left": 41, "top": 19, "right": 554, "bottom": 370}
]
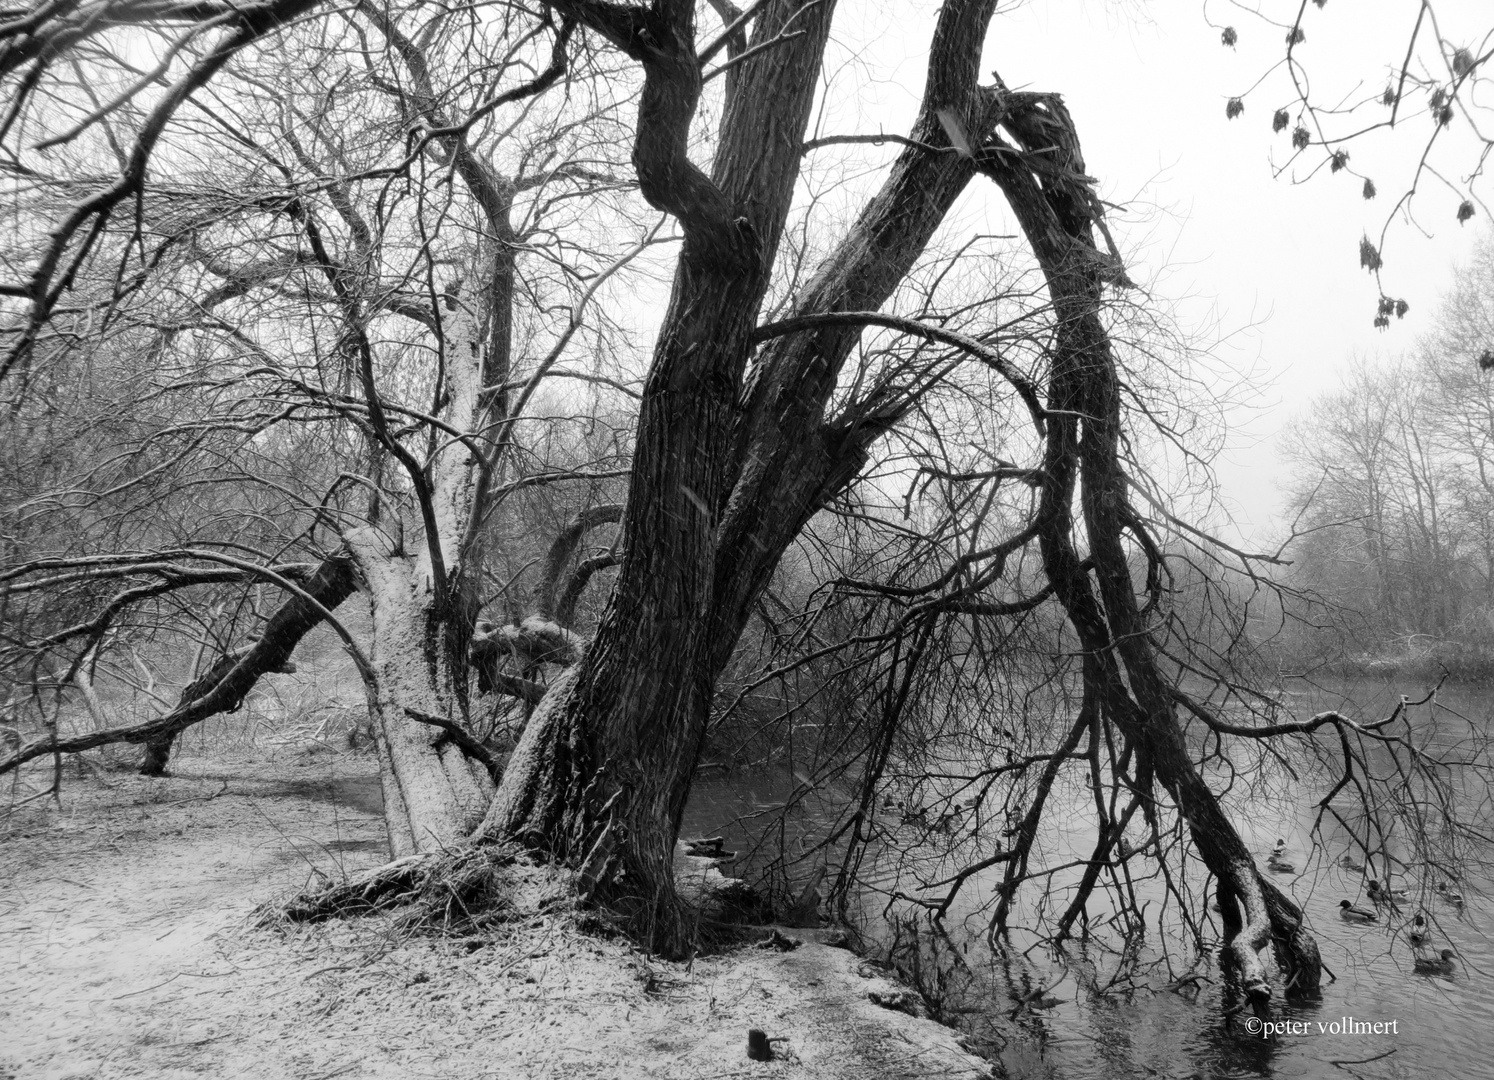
[
  {"left": 1285, "top": 232, "right": 1494, "bottom": 665},
  {"left": 6, "top": 0, "right": 1494, "bottom": 1022},
  {"left": 0, "top": 0, "right": 650, "bottom": 842}
]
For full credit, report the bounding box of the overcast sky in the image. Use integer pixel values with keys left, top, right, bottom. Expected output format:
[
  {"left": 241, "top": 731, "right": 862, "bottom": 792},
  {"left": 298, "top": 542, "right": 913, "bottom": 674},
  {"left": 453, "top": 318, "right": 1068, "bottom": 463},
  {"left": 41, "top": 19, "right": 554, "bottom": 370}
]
[
  {"left": 816, "top": 0, "right": 1488, "bottom": 544},
  {"left": 995, "top": 0, "right": 1489, "bottom": 541}
]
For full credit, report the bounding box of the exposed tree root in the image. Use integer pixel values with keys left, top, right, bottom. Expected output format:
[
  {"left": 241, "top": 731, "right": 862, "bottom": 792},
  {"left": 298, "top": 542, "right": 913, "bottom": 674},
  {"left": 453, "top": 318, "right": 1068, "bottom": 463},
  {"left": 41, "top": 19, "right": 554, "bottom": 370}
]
[
  {"left": 264, "top": 834, "right": 778, "bottom": 959},
  {"left": 266, "top": 844, "right": 530, "bottom": 933},
  {"left": 1262, "top": 878, "right": 1323, "bottom": 999}
]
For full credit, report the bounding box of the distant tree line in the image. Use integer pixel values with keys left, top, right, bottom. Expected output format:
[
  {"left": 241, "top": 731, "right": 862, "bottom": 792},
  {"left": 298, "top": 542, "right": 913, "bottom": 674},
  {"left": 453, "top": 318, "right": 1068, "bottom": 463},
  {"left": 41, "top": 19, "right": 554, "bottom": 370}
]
[{"left": 1283, "top": 231, "right": 1494, "bottom": 675}]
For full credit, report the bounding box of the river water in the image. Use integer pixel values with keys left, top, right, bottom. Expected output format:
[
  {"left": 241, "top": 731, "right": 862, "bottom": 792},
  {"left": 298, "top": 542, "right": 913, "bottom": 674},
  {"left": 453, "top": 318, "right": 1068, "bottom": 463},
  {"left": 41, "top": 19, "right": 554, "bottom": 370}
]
[{"left": 682, "top": 676, "right": 1494, "bottom": 1079}]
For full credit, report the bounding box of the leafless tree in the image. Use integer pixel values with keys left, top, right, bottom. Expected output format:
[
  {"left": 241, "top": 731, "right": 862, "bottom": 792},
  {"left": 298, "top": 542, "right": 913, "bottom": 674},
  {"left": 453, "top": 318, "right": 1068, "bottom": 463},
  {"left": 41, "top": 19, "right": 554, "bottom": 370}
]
[
  {"left": 4, "top": 0, "right": 1493, "bottom": 1022},
  {"left": 1284, "top": 234, "right": 1494, "bottom": 663}
]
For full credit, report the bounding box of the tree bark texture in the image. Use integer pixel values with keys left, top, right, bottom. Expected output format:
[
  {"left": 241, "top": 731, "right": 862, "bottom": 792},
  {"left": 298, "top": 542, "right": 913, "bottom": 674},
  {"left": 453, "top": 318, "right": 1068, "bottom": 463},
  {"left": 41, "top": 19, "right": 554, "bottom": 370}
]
[
  {"left": 973, "top": 90, "right": 1321, "bottom": 1005},
  {"left": 349, "top": 529, "right": 495, "bottom": 856},
  {"left": 481, "top": 0, "right": 840, "bottom": 955},
  {"left": 709, "top": 0, "right": 1004, "bottom": 670},
  {"left": 481, "top": 0, "right": 1017, "bottom": 956}
]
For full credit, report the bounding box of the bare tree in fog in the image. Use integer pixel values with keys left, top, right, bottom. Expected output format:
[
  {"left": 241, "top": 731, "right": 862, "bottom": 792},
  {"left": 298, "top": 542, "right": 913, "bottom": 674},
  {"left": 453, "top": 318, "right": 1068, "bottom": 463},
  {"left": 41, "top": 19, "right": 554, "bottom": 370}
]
[
  {"left": 1285, "top": 232, "right": 1494, "bottom": 668},
  {"left": 3, "top": 0, "right": 1493, "bottom": 1020}
]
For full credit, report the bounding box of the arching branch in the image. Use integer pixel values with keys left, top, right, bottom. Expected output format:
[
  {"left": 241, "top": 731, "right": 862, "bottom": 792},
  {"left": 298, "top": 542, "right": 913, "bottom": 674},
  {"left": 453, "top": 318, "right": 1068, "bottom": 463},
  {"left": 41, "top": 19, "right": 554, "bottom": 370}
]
[{"left": 535, "top": 503, "right": 623, "bottom": 622}]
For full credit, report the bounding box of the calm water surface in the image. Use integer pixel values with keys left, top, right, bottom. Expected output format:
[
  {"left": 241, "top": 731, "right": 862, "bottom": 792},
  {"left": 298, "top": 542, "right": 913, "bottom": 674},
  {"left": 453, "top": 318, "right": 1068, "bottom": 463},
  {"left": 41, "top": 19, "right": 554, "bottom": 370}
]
[{"left": 684, "top": 676, "right": 1494, "bottom": 1079}]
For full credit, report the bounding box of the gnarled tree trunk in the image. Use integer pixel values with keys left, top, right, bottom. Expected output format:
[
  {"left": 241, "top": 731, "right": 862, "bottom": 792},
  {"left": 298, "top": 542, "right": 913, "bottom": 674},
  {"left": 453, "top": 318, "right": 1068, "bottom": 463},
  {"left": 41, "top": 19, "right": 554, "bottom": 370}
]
[
  {"left": 479, "top": 0, "right": 1007, "bottom": 956},
  {"left": 478, "top": 0, "right": 839, "bottom": 956},
  {"left": 351, "top": 529, "right": 495, "bottom": 855},
  {"left": 974, "top": 88, "right": 1321, "bottom": 1006}
]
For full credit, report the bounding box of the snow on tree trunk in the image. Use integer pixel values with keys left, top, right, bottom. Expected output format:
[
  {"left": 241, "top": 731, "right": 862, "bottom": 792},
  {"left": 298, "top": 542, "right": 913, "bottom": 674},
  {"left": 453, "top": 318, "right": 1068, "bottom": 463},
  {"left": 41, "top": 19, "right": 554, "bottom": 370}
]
[
  {"left": 352, "top": 529, "right": 493, "bottom": 856},
  {"left": 346, "top": 217, "right": 511, "bottom": 853}
]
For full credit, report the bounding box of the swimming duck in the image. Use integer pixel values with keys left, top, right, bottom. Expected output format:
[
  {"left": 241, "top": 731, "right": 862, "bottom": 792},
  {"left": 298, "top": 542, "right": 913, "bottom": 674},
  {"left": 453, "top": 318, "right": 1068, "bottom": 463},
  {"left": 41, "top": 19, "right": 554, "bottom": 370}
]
[
  {"left": 1338, "top": 853, "right": 1366, "bottom": 872},
  {"left": 1436, "top": 882, "right": 1466, "bottom": 906},
  {"left": 1413, "top": 948, "right": 1457, "bottom": 975},
  {"left": 1366, "top": 879, "right": 1407, "bottom": 903},
  {"left": 1406, "top": 914, "right": 1429, "bottom": 948},
  {"left": 1266, "top": 852, "right": 1297, "bottom": 874},
  {"left": 682, "top": 836, "right": 736, "bottom": 860},
  {"left": 1339, "top": 900, "right": 1378, "bottom": 922},
  {"left": 899, "top": 806, "right": 926, "bottom": 825},
  {"left": 1271, "top": 838, "right": 1288, "bottom": 856},
  {"left": 932, "top": 806, "right": 965, "bottom": 833}
]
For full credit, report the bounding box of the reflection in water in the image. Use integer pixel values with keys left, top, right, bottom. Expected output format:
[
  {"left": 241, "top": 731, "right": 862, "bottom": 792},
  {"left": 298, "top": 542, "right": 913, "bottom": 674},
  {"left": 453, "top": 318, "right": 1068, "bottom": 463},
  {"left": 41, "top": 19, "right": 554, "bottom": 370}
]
[{"left": 682, "top": 676, "right": 1492, "bottom": 1079}]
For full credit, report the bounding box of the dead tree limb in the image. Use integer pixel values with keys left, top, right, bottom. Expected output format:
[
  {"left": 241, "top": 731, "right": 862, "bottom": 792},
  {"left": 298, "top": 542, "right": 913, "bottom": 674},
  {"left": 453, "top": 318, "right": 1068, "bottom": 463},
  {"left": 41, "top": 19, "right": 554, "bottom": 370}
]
[
  {"left": 0, "top": 553, "right": 359, "bottom": 777},
  {"left": 404, "top": 707, "right": 502, "bottom": 783}
]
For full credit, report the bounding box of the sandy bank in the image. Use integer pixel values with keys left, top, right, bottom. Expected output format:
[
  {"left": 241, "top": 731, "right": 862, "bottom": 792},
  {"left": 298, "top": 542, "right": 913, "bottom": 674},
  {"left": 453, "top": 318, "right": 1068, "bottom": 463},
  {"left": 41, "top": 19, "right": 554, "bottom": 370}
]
[{"left": 0, "top": 750, "right": 990, "bottom": 1079}]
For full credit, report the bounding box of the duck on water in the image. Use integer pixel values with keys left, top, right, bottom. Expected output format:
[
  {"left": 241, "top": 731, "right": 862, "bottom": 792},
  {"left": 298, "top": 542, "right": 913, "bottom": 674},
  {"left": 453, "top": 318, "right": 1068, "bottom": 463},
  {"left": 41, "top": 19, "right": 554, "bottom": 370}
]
[
  {"left": 1413, "top": 949, "right": 1458, "bottom": 975},
  {"left": 1265, "top": 839, "right": 1296, "bottom": 874},
  {"left": 1437, "top": 882, "right": 1466, "bottom": 906},
  {"left": 1367, "top": 879, "right": 1407, "bottom": 905}
]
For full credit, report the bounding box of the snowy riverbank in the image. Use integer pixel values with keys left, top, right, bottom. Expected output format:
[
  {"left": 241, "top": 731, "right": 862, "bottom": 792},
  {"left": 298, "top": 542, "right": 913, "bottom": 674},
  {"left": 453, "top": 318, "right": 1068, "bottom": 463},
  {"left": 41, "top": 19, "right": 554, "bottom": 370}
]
[{"left": 0, "top": 749, "right": 989, "bottom": 1079}]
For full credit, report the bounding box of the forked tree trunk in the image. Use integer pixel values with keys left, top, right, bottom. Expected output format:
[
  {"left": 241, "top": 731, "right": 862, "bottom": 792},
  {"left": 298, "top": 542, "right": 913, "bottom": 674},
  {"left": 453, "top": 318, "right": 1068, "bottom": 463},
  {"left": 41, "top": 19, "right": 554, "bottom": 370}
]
[
  {"left": 478, "top": 0, "right": 839, "bottom": 956},
  {"left": 477, "top": 265, "right": 775, "bottom": 956},
  {"left": 479, "top": 0, "right": 1003, "bottom": 956},
  {"left": 975, "top": 91, "right": 1321, "bottom": 1006}
]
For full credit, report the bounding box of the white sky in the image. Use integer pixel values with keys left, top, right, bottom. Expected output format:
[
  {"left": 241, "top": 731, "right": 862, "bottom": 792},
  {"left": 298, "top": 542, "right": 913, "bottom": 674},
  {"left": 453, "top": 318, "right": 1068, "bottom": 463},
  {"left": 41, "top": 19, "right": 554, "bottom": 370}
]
[
  {"left": 998, "top": 0, "right": 1489, "bottom": 542},
  {"left": 815, "top": 0, "right": 1489, "bottom": 544}
]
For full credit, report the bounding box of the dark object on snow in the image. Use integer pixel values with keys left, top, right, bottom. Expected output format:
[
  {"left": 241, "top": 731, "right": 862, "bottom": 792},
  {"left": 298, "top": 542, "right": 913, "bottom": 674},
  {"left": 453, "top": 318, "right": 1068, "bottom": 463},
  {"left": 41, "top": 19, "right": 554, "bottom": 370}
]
[
  {"left": 868, "top": 989, "right": 927, "bottom": 1017},
  {"left": 757, "top": 929, "right": 801, "bottom": 952},
  {"left": 747, "top": 1028, "right": 772, "bottom": 1061},
  {"left": 683, "top": 835, "right": 735, "bottom": 859}
]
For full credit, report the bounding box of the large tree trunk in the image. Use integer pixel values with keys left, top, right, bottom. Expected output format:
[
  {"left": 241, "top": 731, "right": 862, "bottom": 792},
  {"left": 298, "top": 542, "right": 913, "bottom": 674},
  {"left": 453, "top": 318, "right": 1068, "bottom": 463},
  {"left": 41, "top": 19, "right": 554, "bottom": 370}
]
[
  {"left": 707, "top": 0, "right": 1003, "bottom": 670},
  {"left": 477, "top": 0, "right": 1024, "bottom": 958},
  {"left": 480, "top": 0, "right": 1016, "bottom": 957},
  {"left": 975, "top": 90, "right": 1321, "bottom": 1007},
  {"left": 479, "top": 0, "right": 839, "bottom": 956},
  {"left": 314, "top": 7, "right": 537, "bottom": 857},
  {"left": 354, "top": 540, "right": 495, "bottom": 855}
]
